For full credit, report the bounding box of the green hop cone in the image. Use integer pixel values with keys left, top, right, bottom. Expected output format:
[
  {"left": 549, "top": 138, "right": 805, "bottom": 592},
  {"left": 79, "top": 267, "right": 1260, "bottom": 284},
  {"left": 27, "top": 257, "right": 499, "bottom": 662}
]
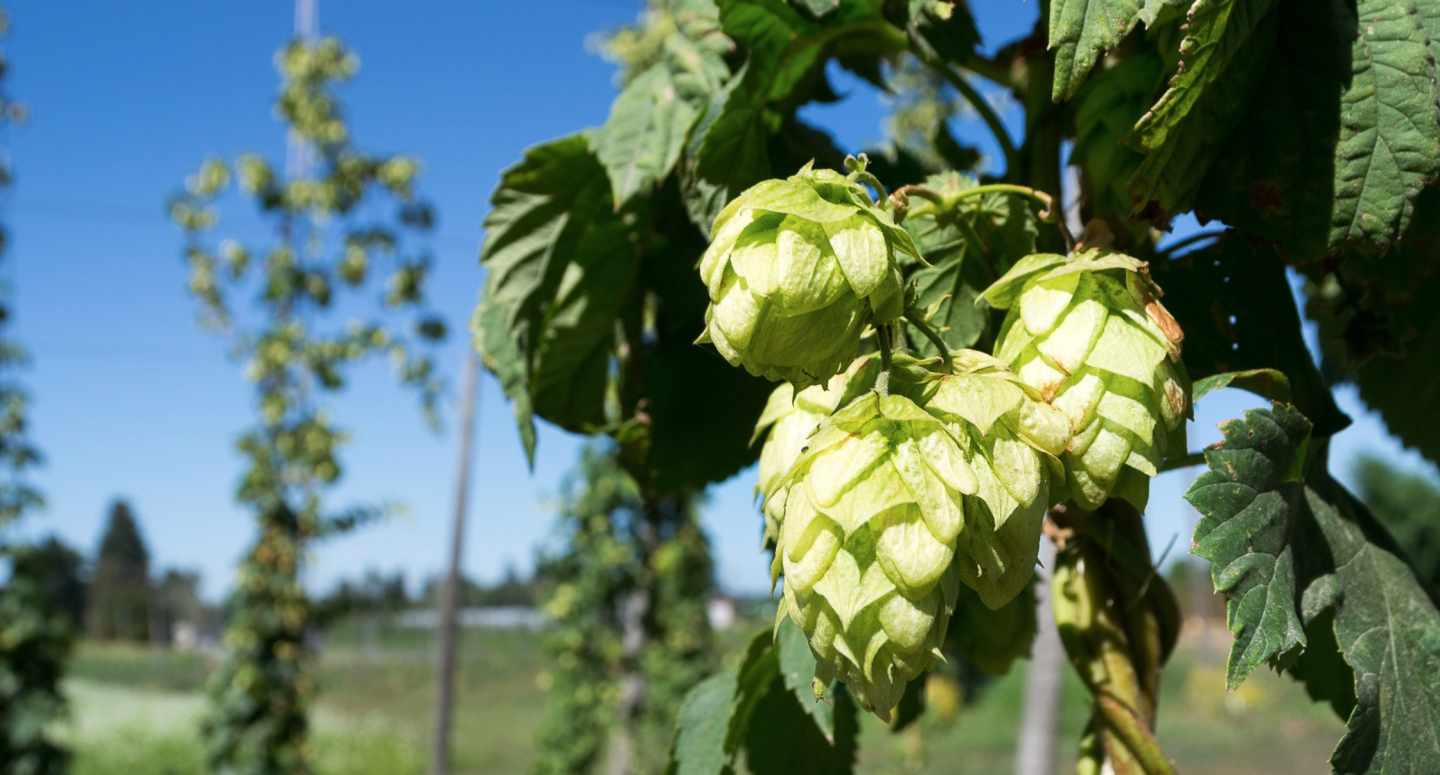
[
  {"left": 751, "top": 357, "right": 881, "bottom": 547},
  {"left": 916, "top": 350, "right": 1068, "bottom": 607},
  {"left": 981, "top": 249, "right": 1190, "bottom": 510},
  {"left": 770, "top": 354, "right": 1061, "bottom": 720},
  {"left": 697, "top": 163, "right": 919, "bottom": 387},
  {"left": 752, "top": 380, "right": 842, "bottom": 549}
]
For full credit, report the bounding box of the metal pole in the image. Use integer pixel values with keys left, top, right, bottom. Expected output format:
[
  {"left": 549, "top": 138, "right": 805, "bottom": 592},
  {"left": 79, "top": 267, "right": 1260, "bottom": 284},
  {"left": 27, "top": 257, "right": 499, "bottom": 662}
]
[{"left": 432, "top": 349, "right": 481, "bottom": 775}]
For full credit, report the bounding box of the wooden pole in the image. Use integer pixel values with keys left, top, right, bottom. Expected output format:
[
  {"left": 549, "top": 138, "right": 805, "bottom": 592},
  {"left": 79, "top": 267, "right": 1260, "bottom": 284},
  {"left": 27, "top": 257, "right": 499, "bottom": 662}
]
[{"left": 432, "top": 349, "right": 481, "bottom": 775}]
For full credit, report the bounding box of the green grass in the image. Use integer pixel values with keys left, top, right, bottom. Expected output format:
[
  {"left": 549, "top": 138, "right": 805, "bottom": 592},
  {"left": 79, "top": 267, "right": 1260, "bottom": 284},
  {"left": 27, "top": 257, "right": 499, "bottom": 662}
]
[
  {"left": 63, "top": 621, "right": 1344, "bottom": 774},
  {"left": 69, "top": 641, "right": 212, "bottom": 693}
]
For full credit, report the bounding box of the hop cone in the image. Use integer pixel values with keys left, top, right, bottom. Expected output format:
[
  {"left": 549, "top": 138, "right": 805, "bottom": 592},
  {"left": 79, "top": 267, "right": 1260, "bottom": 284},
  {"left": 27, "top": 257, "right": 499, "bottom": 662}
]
[
  {"left": 697, "top": 164, "right": 918, "bottom": 386},
  {"left": 751, "top": 359, "right": 879, "bottom": 547},
  {"left": 770, "top": 354, "right": 1062, "bottom": 719},
  {"left": 916, "top": 350, "right": 1068, "bottom": 607},
  {"left": 981, "top": 250, "right": 1189, "bottom": 510}
]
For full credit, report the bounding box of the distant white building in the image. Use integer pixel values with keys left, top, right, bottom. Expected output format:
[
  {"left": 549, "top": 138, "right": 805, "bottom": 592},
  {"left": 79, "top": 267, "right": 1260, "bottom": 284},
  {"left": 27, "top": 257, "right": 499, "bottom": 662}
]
[
  {"left": 706, "top": 597, "right": 737, "bottom": 630},
  {"left": 394, "top": 605, "right": 544, "bottom": 630}
]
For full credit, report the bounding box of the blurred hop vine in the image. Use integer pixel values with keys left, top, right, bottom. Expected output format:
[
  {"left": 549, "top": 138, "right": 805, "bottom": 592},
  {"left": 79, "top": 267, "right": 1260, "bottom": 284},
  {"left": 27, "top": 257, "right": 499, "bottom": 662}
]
[
  {"left": 764, "top": 351, "right": 1063, "bottom": 719},
  {"left": 981, "top": 250, "right": 1189, "bottom": 510},
  {"left": 697, "top": 160, "right": 919, "bottom": 387},
  {"left": 168, "top": 35, "right": 444, "bottom": 774}
]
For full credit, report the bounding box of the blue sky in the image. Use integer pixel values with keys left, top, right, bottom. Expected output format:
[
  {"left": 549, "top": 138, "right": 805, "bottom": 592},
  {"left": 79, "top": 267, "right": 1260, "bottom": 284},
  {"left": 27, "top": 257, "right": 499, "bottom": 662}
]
[{"left": 5, "top": 2, "right": 1433, "bottom": 601}]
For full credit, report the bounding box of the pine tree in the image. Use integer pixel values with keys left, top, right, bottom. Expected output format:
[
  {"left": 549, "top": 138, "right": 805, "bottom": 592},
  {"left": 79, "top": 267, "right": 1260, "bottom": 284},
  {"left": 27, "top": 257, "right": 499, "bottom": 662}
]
[{"left": 87, "top": 499, "right": 153, "bottom": 642}]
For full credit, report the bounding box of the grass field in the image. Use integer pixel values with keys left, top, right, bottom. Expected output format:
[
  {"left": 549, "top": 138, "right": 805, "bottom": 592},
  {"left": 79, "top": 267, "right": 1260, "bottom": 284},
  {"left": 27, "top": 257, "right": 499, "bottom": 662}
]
[{"left": 62, "top": 619, "right": 1343, "bottom": 774}]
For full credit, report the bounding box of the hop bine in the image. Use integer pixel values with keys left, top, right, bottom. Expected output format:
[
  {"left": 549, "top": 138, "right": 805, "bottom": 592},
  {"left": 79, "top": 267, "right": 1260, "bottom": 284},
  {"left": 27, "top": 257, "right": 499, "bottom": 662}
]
[
  {"left": 981, "top": 250, "right": 1189, "bottom": 510},
  {"left": 764, "top": 352, "right": 1064, "bottom": 720},
  {"left": 697, "top": 163, "right": 920, "bottom": 387}
]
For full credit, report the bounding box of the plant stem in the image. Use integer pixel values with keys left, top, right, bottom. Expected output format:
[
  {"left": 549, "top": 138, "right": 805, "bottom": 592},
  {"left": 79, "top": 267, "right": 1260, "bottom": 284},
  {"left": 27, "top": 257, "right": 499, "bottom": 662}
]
[
  {"left": 1095, "top": 693, "right": 1178, "bottom": 775},
  {"left": 975, "top": 185, "right": 1073, "bottom": 249},
  {"left": 1156, "top": 230, "right": 1225, "bottom": 258},
  {"left": 1159, "top": 451, "right": 1205, "bottom": 472},
  {"left": 854, "top": 171, "right": 889, "bottom": 203},
  {"left": 923, "top": 57, "right": 1019, "bottom": 173},
  {"left": 876, "top": 324, "right": 893, "bottom": 396},
  {"left": 903, "top": 310, "right": 953, "bottom": 367}
]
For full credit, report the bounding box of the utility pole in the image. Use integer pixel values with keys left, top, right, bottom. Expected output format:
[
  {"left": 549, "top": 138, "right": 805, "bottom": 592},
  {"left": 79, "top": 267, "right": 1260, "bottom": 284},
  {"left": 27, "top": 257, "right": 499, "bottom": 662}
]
[
  {"left": 1015, "top": 538, "right": 1062, "bottom": 775},
  {"left": 1014, "top": 162, "right": 1084, "bottom": 775},
  {"left": 432, "top": 349, "right": 481, "bottom": 775},
  {"left": 287, "top": 0, "right": 317, "bottom": 179}
]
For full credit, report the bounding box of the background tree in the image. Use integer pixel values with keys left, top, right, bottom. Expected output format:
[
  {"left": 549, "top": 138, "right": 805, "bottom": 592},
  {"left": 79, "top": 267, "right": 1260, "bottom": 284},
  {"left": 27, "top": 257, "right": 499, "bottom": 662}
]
[
  {"left": 12, "top": 535, "right": 87, "bottom": 630},
  {"left": 86, "top": 499, "right": 152, "bottom": 642},
  {"left": 0, "top": 6, "right": 71, "bottom": 770},
  {"left": 475, "top": 0, "right": 1440, "bottom": 772},
  {"left": 531, "top": 445, "right": 715, "bottom": 775},
  {"left": 168, "top": 34, "right": 445, "bottom": 774},
  {"left": 151, "top": 568, "right": 206, "bottom": 645}
]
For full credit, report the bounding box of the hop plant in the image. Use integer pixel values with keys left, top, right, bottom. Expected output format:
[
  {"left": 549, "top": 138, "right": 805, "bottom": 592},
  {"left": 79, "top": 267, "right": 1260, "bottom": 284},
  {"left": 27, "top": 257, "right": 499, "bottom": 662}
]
[
  {"left": 981, "top": 250, "right": 1189, "bottom": 510},
  {"left": 697, "top": 163, "right": 919, "bottom": 386},
  {"left": 770, "top": 353, "right": 1063, "bottom": 719}
]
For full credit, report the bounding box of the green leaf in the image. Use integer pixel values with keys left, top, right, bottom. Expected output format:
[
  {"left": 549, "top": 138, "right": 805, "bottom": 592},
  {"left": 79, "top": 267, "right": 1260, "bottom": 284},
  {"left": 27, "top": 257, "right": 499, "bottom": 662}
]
[
  {"left": 901, "top": 0, "right": 981, "bottom": 63},
  {"left": 1134, "top": 0, "right": 1276, "bottom": 151},
  {"left": 1050, "top": 0, "right": 1138, "bottom": 100},
  {"left": 1048, "top": 0, "right": 1186, "bottom": 100},
  {"left": 908, "top": 256, "right": 990, "bottom": 354},
  {"left": 472, "top": 297, "right": 535, "bottom": 463},
  {"left": 670, "top": 626, "right": 859, "bottom": 775},
  {"left": 594, "top": 4, "right": 730, "bottom": 208},
  {"left": 596, "top": 65, "right": 704, "bottom": 208},
  {"left": 1329, "top": 0, "right": 1440, "bottom": 251},
  {"left": 678, "top": 0, "right": 901, "bottom": 229},
  {"left": 1186, "top": 403, "right": 1440, "bottom": 772},
  {"left": 642, "top": 332, "right": 774, "bottom": 491},
  {"left": 1186, "top": 403, "right": 1313, "bottom": 688},
  {"left": 670, "top": 669, "right": 741, "bottom": 775},
  {"left": 1307, "top": 180, "right": 1440, "bottom": 470},
  {"left": 719, "top": 0, "right": 903, "bottom": 104},
  {"left": 1130, "top": 0, "right": 1275, "bottom": 212},
  {"left": 900, "top": 173, "right": 1038, "bottom": 355},
  {"left": 1168, "top": 0, "right": 1440, "bottom": 259},
  {"left": 720, "top": 0, "right": 821, "bottom": 101},
  {"left": 671, "top": 631, "right": 776, "bottom": 775},
  {"left": 775, "top": 617, "right": 835, "bottom": 741},
  {"left": 742, "top": 681, "right": 857, "bottom": 775},
  {"left": 1191, "top": 368, "right": 1291, "bottom": 405},
  {"left": 635, "top": 193, "right": 775, "bottom": 492},
  {"left": 1071, "top": 49, "right": 1163, "bottom": 230},
  {"left": 1148, "top": 235, "right": 1350, "bottom": 436},
  {"left": 725, "top": 632, "right": 781, "bottom": 762},
  {"left": 1306, "top": 483, "right": 1440, "bottom": 772},
  {"left": 475, "top": 134, "right": 639, "bottom": 462},
  {"left": 680, "top": 66, "right": 774, "bottom": 231}
]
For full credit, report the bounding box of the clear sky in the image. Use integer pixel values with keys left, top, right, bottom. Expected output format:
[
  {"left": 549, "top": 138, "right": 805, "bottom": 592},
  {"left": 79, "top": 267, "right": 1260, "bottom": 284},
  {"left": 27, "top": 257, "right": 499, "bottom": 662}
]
[{"left": 5, "top": 2, "right": 1433, "bottom": 601}]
